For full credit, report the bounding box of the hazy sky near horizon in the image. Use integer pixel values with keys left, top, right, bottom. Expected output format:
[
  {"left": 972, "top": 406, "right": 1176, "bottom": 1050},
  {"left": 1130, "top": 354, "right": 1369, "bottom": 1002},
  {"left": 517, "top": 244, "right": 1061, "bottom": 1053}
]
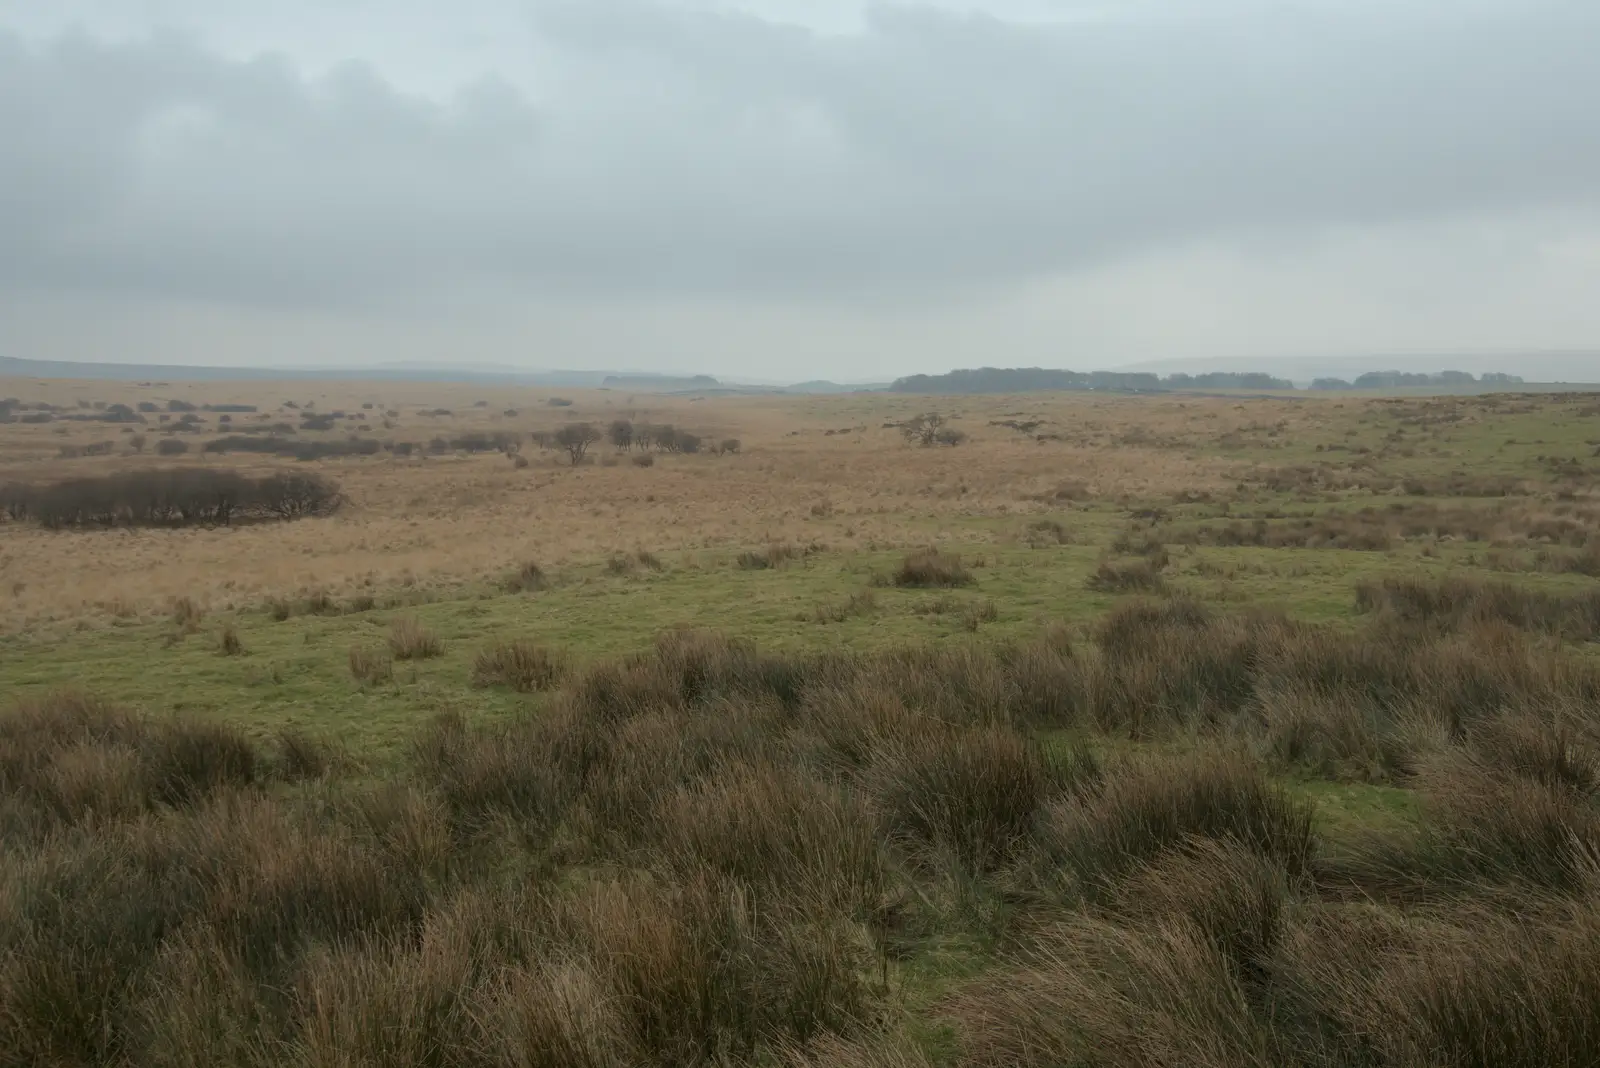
[{"left": 3, "top": 1, "right": 1599, "bottom": 380}]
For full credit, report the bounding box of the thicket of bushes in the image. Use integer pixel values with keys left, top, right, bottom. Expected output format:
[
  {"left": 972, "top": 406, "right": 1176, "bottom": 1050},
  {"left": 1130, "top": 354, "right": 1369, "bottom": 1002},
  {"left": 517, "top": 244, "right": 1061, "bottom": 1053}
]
[
  {"left": 6, "top": 594, "right": 1600, "bottom": 1065},
  {"left": 204, "top": 435, "right": 383, "bottom": 461},
  {"left": 0, "top": 469, "right": 341, "bottom": 528},
  {"left": 590, "top": 420, "right": 717, "bottom": 455}
]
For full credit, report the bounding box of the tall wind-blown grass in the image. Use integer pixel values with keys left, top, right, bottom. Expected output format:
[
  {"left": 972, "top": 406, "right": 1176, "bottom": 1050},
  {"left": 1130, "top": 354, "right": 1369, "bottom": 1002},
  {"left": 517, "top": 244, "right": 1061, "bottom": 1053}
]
[{"left": 7, "top": 596, "right": 1600, "bottom": 1065}]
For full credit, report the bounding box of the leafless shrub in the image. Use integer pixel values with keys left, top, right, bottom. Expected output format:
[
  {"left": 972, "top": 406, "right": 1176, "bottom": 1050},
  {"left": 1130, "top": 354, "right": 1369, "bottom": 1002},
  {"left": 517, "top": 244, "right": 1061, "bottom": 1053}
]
[
  {"left": 608, "top": 418, "right": 634, "bottom": 450},
  {"left": 7, "top": 468, "right": 339, "bottom": 529},
  {"left": 901, "top": 412, "right": 962, "bottom": 447},
  {"left": 554, "top": 422, "right": 601, "bottom": 465}
]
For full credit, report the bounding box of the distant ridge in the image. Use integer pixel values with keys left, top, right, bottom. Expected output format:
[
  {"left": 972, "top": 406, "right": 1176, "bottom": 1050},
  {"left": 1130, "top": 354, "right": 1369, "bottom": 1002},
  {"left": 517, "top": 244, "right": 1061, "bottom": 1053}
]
[
  {"left": 0, "top": 355, "right": 892, "bottom": 394},
  {"left": 5, "top": 355, "right": 1590, "bottom": 395},
  {"left": 0, "top": 355, "right": 570, "bottom": 385},
  {"left": 601, "top": 374, "right": 719, "bottom": 390},
  {"left": 780, "top": 380, "right": 893, "bottom": 394},
  {"left": 0, "top": 356, "right": 697, "bottom": 389},
  {"left": 890, "top": 367, "right": 1292, "bottom": 394},
  {"left": 888, "top": 366, "right": 1581, "bottom": 396}
]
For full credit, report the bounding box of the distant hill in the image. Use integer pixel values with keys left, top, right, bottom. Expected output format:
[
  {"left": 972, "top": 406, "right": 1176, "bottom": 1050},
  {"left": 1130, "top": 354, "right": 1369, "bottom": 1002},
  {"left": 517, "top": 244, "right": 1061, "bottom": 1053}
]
[
  {"left": 0, "top": 355, "right": 899, "bottom": 395},
  {"left": 781, "top": 380, "right": 892, "bottom": 394},
  {"left": 892, "top": 368, "right": 1160, "bottom": 394},
  {"left": 0, "top": 356, "right": 709, "bottom": 389},
  {"left": 601, "top": 374, "right": 719, "bottom": 391},
  {"left": 890, "top": 367, "right": 1292, "bottom": 395}
]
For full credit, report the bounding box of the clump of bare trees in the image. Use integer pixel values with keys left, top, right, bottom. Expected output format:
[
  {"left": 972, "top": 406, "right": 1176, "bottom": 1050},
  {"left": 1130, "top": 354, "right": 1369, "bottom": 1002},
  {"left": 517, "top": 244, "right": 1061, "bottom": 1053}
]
[
  {"left": 530, "top": 418, "right": 729, "bottom": 464},
  {"left": 901, "top": 413, "right": 968, "bottom": 447},
  {"left": 554, "top": 423, "right": 602, "bottom": 466},
  {"left": 0, "top": 469, "right": 342, "bottom": 529}
]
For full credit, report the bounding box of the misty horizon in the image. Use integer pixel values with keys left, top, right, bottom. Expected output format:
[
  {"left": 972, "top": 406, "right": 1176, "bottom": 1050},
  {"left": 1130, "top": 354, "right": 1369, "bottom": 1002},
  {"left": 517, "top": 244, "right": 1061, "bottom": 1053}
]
[{"left": 4, "top": 2, "right": 1599, "bottom": 382}]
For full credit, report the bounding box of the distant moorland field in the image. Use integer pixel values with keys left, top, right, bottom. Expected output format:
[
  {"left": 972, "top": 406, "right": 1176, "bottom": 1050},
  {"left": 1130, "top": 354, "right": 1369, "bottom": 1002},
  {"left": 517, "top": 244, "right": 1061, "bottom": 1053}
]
[{"left": 3, "top": 375, "right": 1600, "bottom": 1066}]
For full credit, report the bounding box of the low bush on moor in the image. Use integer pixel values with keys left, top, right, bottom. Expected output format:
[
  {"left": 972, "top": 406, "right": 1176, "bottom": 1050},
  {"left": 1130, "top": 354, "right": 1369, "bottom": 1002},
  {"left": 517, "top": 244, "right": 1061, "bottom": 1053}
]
[{"left": 0, "top": 468, "right": 341, "bottom": 529}]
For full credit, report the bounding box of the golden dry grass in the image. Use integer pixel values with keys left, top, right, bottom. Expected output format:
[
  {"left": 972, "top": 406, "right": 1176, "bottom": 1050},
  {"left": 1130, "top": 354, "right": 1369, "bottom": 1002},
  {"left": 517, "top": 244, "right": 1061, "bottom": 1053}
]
[
  {"left": 4, "top": 378, "right": 1597, "bottom": 632},
  {"left": 0, "top": 379, "right": 1260, "bottom": 630}
]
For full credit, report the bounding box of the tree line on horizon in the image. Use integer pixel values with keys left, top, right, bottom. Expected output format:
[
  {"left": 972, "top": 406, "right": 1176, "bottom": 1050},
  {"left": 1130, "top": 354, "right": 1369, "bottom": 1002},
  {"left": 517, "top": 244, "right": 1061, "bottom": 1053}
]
[
  {"left": 888, "top": 366, "right": 1527, "bottom": 394},
  {"left": 1310, "top": 370, "right": 1524, "bottom": 390}
]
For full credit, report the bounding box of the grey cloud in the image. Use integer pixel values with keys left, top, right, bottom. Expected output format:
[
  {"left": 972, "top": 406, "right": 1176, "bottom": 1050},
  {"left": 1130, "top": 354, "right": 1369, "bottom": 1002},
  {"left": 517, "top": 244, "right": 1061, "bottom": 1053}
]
[{"left": 2, "top": 1, "right": 1598, "bottom": 308}]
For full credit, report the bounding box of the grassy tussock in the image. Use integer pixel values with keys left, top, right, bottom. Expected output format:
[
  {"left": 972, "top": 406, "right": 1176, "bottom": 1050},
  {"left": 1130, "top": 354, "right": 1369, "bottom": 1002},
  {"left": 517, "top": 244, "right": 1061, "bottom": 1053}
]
[
  {"left": 1084, "top": 556, "right": 1166, "bottom": 593},
  {"left": 812, "top": 590, "right": 878, "bottom": 624},
  {"left": 216, "top": 623, "right": 245, "bottom": 656},
  {"left": 650, "top": 764, "right": 885, "bottom": 911},
  {"left": 471, "top": 639, "right": 569, "bottom": 692},
  {"left": 865, "top": 726, "right": 1064, "bottom": 875},
  {"left": 387, "top": 616, "right": 443, "bottom": 660},
  {"left": 501, "top": 559, "right": 548, "bottom": 592},
  {"left": 11, "top": 602, "right": 1600, "bottom": 1065},
  {"left": 737, "top": 543, "right": 805, "bottom": 570},
  {"left": 1280, "top": 897, "right": 1600, "bottom": 1067},
  {"left": 1036, "top": 749, "right": 1316, "bottom": 894},
  {"left": 347, "top": 645, "right": 393, "bottom": 684},
  {"left": 889, "top": 549, "right": 974, "bottom": 588},
  {"left": 1342, "top": 739, "right": 1600, "bottom": 896},
  {"left": 953, "top": 916, "right": 1279, "bottom": 1068},
  {"left": 0, "top": 692, "right": 264, "bottom": 836},
  {"left": 1356, "top": 573, "right": 1600, "bottom": 640}
]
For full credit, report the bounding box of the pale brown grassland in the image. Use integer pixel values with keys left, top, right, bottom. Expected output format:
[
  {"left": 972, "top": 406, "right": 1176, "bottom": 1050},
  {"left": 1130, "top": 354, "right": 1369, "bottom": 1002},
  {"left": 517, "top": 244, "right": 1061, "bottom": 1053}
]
[
  {"left": 6, "top": 376, "right": 1600, "bottom": 1067},
  {"left": 1, "top": 378, "right": 1247, "bottom": 631}
]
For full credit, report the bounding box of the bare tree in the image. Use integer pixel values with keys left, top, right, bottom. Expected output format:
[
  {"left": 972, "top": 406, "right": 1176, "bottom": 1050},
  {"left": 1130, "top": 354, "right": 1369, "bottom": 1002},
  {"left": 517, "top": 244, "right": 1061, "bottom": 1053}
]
[
  {"left": 902, "top": 413, "right": 956, "bottom": 447},
  {"left": 608, "top": 418, "right": 634, "bottom": 452},
  {"left": 554, "top": 422, "right": 601, "bottom": 466}
]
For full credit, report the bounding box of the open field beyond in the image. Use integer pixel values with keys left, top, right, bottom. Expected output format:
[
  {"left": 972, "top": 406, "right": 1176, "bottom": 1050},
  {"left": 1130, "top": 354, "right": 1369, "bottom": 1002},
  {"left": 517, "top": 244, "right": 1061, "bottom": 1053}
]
[{"left": 4, "top": 378, "right": 1600, "bottom": 1066}]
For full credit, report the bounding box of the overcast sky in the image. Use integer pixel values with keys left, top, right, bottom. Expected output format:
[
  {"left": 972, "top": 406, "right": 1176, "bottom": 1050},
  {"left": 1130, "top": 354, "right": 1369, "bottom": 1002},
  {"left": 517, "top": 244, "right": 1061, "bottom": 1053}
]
[{"left": 3, "top": 1, "right": 1598, "bottom": 381}]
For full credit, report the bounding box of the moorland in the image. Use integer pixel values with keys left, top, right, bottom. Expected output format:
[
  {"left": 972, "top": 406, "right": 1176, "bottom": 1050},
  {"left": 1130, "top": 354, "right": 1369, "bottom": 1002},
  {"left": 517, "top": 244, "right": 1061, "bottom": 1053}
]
[{"left": 3, "top": 376, "right": 1600, "bottom": 1066}]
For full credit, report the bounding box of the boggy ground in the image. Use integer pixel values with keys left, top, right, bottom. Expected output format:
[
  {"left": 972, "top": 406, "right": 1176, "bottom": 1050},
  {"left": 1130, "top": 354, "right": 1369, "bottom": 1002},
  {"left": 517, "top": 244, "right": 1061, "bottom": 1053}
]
[
  {"left": 6, "top": 593, "right": 1600, "bottom": 1066},
  {"left": 3, "top": 380, "right": 1600, "bottom": 1064},
  {"left": 3, "top": 379, "right": 1594, "bottom": 633}
]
